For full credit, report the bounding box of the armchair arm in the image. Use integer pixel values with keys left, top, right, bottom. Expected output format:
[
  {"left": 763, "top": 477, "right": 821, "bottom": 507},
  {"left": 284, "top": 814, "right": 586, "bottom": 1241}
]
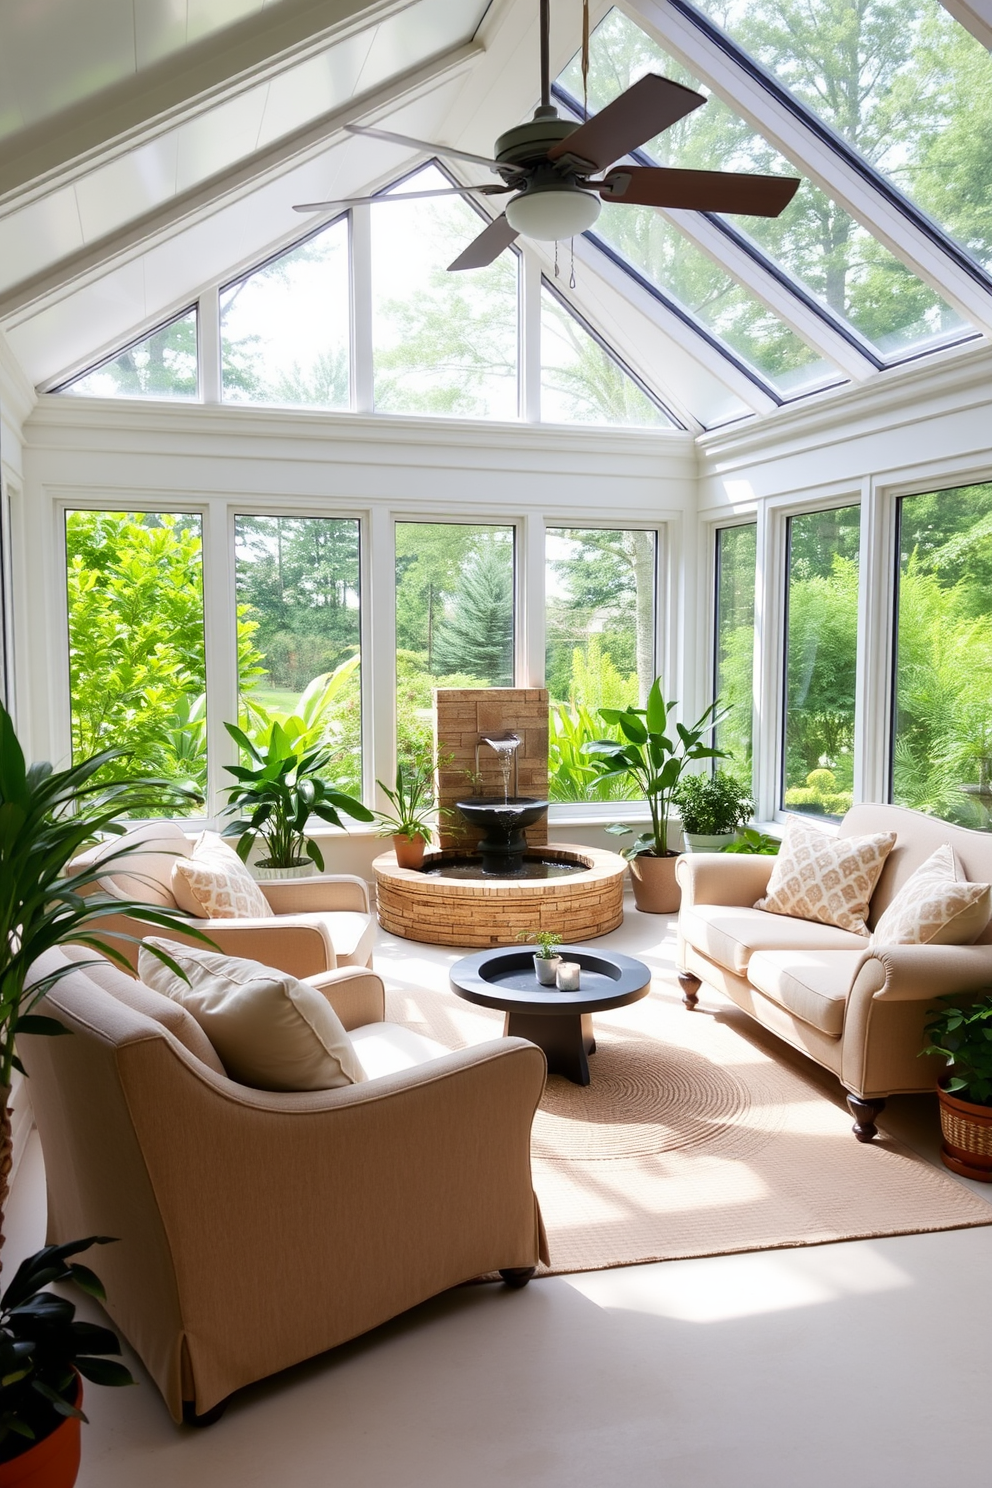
[
  {"left": 858, "top": 942, "right": 992, "bottom": 1003},
  {"left": 195, "top": 915, "right": 338, "bottom": 978},
  {"left": 119, "top": 1035, "right": 548, "bottom": 1417},
  {"left": 260, "top": 875, "right": 370, "bottom": 915},
  {"left": 305, "top": 967, "right": 385, "bottom": 1030},
  {"left": 676, "top": 851, "right": 775, "bottom": 908}
]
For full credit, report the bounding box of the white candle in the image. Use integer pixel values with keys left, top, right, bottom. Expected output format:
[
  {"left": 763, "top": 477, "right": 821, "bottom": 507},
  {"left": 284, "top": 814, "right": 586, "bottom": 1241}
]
[{"left": 556, "top": 961, "right": 581, "bottom": 991}]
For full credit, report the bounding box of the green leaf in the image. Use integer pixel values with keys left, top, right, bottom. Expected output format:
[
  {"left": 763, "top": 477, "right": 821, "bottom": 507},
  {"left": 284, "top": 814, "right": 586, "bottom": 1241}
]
[
  {"left": 75, "top": 1357, "right": 136, "bottom": 1388},
  {"left": 14, "top": 1014, "right": 70, "bottom": 1038},
  {"left": 645, "top": 680, "right": 667, "bottom": 735}
]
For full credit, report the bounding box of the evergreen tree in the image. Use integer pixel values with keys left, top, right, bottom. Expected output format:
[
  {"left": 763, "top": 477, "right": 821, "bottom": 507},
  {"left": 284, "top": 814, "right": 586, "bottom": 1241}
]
[{"left": 432, "top": 543, "right": 513, "bottom": 684}]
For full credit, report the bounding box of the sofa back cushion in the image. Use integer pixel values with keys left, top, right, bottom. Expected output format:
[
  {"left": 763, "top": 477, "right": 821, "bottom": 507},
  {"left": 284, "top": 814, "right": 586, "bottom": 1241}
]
[
  {"left": 841, "top": 803, "right": 992, "bottom": 944},
  {"left": 92, "top": 821, "right": 190, "bottom": 908}
]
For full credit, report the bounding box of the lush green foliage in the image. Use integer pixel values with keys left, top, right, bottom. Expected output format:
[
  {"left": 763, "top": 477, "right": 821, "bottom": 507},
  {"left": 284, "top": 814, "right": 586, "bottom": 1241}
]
[
  {"left": 222, "top": 722, "right": 372, "bottom": 870},
  {"left": 0, "top": 702, "right": 208, "bottom": 1089},
  {"left": 674, "top": 771, "right": 754, "bottom": 835},
  {"left": 923, "top": 995, "right": 992, "bottom": 1106},
  {"left": 585, "top": 682, "right": 726, "bottom": 857},
  {"left": 548, "top": 703, "right": 640, "bottom": 803},
  {"left": 374, "top": 747, "right": 443, "bottom": 841},
  {"left": 0, "top": 1239, "right": 133, "bottom": 1462},
  {"left": 722, "top": 828, "right": 781, "bottom": 855}
]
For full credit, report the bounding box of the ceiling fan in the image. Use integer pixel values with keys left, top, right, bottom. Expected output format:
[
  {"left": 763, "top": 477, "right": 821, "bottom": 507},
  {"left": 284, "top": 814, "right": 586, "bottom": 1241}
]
[{"left": 293, "top": 0, "right": 800, "bottom": 272}]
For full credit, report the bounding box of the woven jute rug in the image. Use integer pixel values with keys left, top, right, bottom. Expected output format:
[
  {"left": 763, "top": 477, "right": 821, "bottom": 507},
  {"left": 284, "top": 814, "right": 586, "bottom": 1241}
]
[{"left": 383, "top": 965, "right": 992, "bottom": 1275}]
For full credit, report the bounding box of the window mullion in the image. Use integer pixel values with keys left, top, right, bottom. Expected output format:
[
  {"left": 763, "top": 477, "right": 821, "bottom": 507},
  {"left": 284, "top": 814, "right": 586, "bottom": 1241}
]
[{"left": 350, "top": 205, "right": 374, "bottom": 415}]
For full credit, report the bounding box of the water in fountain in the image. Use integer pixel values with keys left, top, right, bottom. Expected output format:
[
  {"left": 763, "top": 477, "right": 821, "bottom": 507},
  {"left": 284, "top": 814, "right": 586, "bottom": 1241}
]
[{"left": 482, "top": 736, "right": 519, "bottom": 805}]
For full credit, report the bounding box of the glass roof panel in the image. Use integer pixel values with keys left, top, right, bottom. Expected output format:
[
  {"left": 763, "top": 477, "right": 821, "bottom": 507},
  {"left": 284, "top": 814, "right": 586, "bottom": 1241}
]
[
  {"left": 559, "top": 9, "right": 971, "bottom": 361},
  {"left": 687, "top": 0, "right": 992, "bottom": 277},
  {"left": 540, "top": 281, "right": 677, "bottom": 427}
]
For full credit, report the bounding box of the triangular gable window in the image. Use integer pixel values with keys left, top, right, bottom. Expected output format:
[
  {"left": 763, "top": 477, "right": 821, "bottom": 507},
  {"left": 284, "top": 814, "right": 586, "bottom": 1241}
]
[
  {"left": 541, "top": 279, "right": 678, "bottom": 427},
  {"left": 56, "top": 309, "right": 198, "bottom": 399}
]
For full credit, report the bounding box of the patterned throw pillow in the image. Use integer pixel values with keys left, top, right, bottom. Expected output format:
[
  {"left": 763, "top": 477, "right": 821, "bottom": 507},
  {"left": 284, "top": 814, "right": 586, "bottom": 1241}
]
[
  {"left": 871, "top": 844, "right": 990, "bottom": 946},
  {"left": 754, "top": 816, "right": 896, "bottom": 936},
  {"left": 171, "top": 831, "right": 273, "bottom": 920}
]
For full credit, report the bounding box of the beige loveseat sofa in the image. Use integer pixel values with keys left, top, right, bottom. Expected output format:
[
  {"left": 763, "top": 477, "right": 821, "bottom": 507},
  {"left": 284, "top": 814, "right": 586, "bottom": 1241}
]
[
  {"left": 71, "top": 822, "right": 374, "bottom": 977},
  {"left": 22, "top": 947, "right": 547, "bottom": 1423},
  {"left": 676, "top": 803, "right": 992, "bottom": 1140}
]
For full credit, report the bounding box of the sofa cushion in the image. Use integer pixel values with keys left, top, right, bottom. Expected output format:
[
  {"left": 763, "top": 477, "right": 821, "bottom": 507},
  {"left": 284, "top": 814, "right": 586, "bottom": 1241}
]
[
  {"left": 349, "top": 1023, "right": 449, "bottom": 1080},
  {"left": 680, "top": 903, "right": 866, "bottom": 977},
  {"left": 747, "top": 950, "right": 867, "bottom": 1038},
  {"left": 93, "top": 821, "right": 189, "bottom": 907},
  {"left": 318, "top": 911, "right": 375, "bottom": 968},
  {"left": 871, "top": 844, "right": 990, "bottom": 947},
  {"left": 138, "top": 939, "right": 365, "bottom": 1091},
  {"left": 754, "top": 816, "right": 896, "bottom": 935},
  {"left": 171, "top": 831, "right": 272, "bottom": 920}
]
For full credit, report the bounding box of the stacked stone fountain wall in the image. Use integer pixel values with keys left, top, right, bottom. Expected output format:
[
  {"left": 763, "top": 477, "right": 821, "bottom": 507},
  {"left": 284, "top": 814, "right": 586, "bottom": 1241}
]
[{"left": 434, "top": 688, "right": 549, "bottom": 852}]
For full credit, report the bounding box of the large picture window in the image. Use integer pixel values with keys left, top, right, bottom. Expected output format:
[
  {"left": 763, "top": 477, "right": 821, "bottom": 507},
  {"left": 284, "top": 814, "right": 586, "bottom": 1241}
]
[
  {"left": 235, "top": 516, "right": 363, "bottom": 797},
  {"left": 714, "top": 524, "right": 756, "bottom": 784},
  {"left": 395, "top": 523, "right": 515, "bottom": 758},
  {"left": 65, "top": 510, "right": 208, "bottom": 811},
  {"left": 545, "top": 527, "right": 656, "bottom": 802},
  {"left": 782, "top": 506, "right": 860, "bottom": 818},
  {"left": 891, "top": 482, "right": 992, "bottom": 829}
]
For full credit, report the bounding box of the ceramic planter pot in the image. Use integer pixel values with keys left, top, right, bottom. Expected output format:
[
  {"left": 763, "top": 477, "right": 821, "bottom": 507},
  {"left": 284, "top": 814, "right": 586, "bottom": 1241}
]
[
  {"left": 0, "top": 1375, "right": 82, "bottom": 1488},
  {"left": 393, "top": 835, "right": 427, "bottom": 871},
  {"left": 252, "top": 860, "right": 314, "bottom": 880},
  {"left": 533, "top": 955, "right": 563, "bottom": 986},
  {"left": 628, "top": 853, "right": 681, "bottom": 914},
  {"left": 682, "top": 830, "right": 737, "bottom": 853},
  {"left": 936, "top": 1079, "right": 992, "bottom": 1181}
]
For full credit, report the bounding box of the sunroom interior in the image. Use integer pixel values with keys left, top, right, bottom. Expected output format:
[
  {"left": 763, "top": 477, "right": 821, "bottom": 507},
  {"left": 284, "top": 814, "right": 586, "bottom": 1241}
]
[{"left": 1, "top": 0, "right": 992, "bottom": 1481}]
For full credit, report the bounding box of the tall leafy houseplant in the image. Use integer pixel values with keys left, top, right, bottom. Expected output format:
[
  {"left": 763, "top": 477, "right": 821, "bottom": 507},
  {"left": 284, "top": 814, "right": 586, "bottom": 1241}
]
[
  {"left": 374, "top": 749, "right": 445, "bottom": 871},
  {"left": 223, "top": 722, "right": 373, "bottom": 873},
  {"left": 0, "top": 702, "right": 209, "bottom": 1264},
  {"left": 584, "top": 682, "right": 726, "bottom": 913}
]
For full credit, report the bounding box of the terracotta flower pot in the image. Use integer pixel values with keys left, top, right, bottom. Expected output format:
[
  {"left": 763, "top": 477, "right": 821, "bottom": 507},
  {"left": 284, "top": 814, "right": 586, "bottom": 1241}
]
[
  {"left": 936, "top": 1079, "right": 992, "bottom": 1182},
  {"left": 628, "top": 853, "right": 681, "bottom": 914},
  {"left": 393, "top": 835, "right": 427, "bottom": 871},
  {"left": 0, "top": 1376, "right": 82, "bottom": 1488}
]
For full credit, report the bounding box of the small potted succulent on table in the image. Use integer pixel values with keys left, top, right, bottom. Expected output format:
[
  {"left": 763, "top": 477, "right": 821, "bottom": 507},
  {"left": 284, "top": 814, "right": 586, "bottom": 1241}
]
[
  {"left": 922, "top": 994, "right": 992, "bottom": 1181},
  {"left": 673, "top": 771, "right": 754, "bottom": 852},
  {"left": 518, "top": 931, "right": 564, "bottom": 986},
  {"left": 0, "top": 1239, "right": 135, "bottom": 1488},
  {"left": 374, "top": 749, "right": 444, "bottom": 871}
]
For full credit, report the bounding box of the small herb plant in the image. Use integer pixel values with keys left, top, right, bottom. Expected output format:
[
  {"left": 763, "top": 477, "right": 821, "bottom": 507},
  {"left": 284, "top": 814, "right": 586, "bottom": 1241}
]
[
  {"left": 721, "top": 828, "right": 781, "bottom": 856},
  {"left": 674, "top": 772, "right": 754, "bottom": 836},
  {"left": 518, "top": 931, "right": 563, "bottom": 960},
  {"left": 922, "top": 994, "right": 992, "bottom": 1105},
  {"left": 0, "top": 1238, "right": 134, "bottom": 1464}
]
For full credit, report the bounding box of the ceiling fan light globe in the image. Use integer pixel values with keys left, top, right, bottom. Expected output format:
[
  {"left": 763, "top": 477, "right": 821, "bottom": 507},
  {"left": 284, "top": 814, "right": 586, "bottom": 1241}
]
[{"left": 504, "top": 186, "right": 601, "bottom": 241}]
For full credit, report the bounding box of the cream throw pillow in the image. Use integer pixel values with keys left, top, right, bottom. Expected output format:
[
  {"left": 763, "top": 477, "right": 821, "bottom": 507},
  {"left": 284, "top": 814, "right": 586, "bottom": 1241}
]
[
  {"left": 171, "top": 831, "right": 272, "bottom": 920},
  {"left": 871, "top": 844, "right": 990, "bottom": 946},
  {"left": 138, "top": 939, "right": 365, "bottom": 1091},
  {"left": 754, "top": 816, "right": 896, "bottom": 936}
]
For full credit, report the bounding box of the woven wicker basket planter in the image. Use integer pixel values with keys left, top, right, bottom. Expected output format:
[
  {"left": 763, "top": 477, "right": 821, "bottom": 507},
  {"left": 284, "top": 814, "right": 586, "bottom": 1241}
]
[{"left": 936, "top": 1079, "right": 992, "bottom": 1182}]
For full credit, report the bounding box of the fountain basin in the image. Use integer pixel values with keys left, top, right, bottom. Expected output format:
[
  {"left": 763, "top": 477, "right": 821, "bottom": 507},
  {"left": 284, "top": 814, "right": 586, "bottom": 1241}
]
[
  {"left": 373, "top": 842, "right": 627, "bottom": 948},
  {"left": 455, "top": 796, "right": 549, "bottom": 873}
]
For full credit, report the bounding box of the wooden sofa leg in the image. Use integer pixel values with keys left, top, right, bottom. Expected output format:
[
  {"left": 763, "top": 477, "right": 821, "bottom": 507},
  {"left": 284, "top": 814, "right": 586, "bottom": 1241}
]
[
  {"left": 847, "top": 1094, "right": 886, "bottom": 1143},
  {"left": 183, "top": 1398, "right": 228, "bottom": 1427},
  {"left": 499, "top": 1267, "right": 536, "bottom": 1288},
  {"left": 678, "top": 972, "right": 701, "bottom": 1010}
]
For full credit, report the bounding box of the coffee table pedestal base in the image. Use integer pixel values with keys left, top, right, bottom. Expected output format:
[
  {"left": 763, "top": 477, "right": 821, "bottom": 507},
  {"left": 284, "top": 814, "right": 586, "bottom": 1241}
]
[{"left": 505, "top": 1010, "right": 596, "bottom": 1085}]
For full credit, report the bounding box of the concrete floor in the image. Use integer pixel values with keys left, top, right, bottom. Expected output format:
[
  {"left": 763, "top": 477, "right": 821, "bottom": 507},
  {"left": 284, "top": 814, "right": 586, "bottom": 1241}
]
[{"left": 8, "top": 910, "right": 992, "bottom": 1488}]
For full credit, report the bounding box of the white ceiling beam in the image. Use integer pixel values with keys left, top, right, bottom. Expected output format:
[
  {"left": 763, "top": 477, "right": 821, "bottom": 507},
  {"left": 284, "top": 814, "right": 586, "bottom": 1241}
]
[
  {"left": 625, "top": 0, "right": 992, "bottom": 339},
  {"left": 0, "top": 0, "right": 422, "bottom": 210},
  {"left": 941, "top": 0, "right": 992, "bottom": 50},
  {"left": 0, "top": 42, "right": 481, "bottom": 324}
]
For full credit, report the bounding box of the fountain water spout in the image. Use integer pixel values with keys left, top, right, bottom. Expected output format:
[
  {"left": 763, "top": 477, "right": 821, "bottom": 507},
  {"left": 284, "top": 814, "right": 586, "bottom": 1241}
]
[
  {"left": 459, "top": 731, "right": 547, "bottom": 875},
  {"left": 476, "top": 732, "right": 521, "bottom": 804}
]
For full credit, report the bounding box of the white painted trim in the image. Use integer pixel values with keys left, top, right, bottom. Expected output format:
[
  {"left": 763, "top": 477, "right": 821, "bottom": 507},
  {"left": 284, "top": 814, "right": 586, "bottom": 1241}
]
[
  {"left": 350, "top": 205, "right": 374, "bottom": 415},
  {"left": 199, "top": 287, "right": 221, "bottom": 406}
]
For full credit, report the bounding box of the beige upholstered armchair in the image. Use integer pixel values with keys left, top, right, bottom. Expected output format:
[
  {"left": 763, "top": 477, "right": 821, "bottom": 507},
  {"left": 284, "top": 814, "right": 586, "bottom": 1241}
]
[
  {"left": 22, "top": 947, "right": 548, "bottom": 1424},
  {"left": 70, "top": 822, "right": 374, "bottom": 977}
]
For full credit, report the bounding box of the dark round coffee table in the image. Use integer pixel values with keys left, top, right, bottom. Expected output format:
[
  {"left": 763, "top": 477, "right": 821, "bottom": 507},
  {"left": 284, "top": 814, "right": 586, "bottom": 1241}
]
[{"left": 449, "top": 946, "right": 651, "bottom": 1086}]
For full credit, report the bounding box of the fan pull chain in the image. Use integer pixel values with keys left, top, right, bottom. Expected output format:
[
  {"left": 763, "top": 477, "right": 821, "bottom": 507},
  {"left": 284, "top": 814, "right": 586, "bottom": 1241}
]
[
  {"left": 569, "top": 239, "right": 576, "bottom": 289},
  {"left": 582, "top": 0, "right": 590, "bottom": 117},
  {"left": 554, "top": 239, "right": 560, "bottom": 278}
]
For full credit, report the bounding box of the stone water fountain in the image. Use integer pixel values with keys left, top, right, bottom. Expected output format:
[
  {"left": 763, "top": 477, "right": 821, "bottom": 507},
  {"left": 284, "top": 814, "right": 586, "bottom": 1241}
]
[{"left": 373, "top": 688, "right": 628, "bottom": 947}]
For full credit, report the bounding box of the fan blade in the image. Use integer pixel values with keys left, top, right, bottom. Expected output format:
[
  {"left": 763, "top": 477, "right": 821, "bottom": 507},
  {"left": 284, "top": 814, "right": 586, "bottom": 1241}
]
[
  {"left": 547, "top": 74, "right": 705, "bottom": 171},
  {"left": 599, "top": 166, "right": 800, "bottom": 216},
  {"left": 293, "top": 185, "right": 508, "bottom": 213},
  {"left": 448, "top": 214, "right": 519, "bottom": 271},
  {"left": 343, "top": 123, "right": 521, "bottom": 174}
]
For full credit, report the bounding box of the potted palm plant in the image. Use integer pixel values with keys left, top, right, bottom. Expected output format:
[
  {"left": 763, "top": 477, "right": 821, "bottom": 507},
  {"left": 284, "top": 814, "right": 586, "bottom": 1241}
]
[
  {"left": 0, "top": 1239, "right": 135, "bottom": 1487},
  {"left": 374, "top": 750, "right": 444, "bottom": 871},
  {"left": 674, "top": 771, "right": 754, "bottom": 851},
  {"left": 584, "top": 681, "right": 727, "bottom": 913},
  {"left": 222, "top": 722, "right": 373, "bottom": 876},
  {"left": 922, "top": 994, "right": 992, "bottom": 1181}
]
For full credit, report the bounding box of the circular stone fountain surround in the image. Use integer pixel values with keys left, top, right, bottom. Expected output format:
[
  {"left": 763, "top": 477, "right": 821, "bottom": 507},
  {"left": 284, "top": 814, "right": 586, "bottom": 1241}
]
[{"left": 373, "top": 842, "right": 627, "bottom": 949}]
